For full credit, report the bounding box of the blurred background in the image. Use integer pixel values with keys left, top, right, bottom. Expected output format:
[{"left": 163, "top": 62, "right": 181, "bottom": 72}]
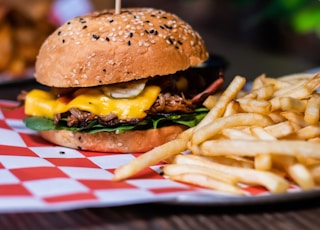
[{"left": 0, "top": 0, "right": 319, "bottom": 84}]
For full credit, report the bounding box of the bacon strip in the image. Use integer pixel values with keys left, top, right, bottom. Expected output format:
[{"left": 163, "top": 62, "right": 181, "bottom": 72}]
[{"left": 191, "top": 76, "right": 224, "bottom": 104}]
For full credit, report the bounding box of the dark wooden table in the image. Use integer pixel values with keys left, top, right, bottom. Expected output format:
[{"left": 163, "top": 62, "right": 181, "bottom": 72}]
[{"left": 1, "top": 79, "right": 320, "bottom": 230}]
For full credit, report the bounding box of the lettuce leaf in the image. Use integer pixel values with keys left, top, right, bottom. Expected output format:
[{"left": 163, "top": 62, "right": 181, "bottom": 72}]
[{"left": 23, "top": 108, "right": 208, "bottom": 134}]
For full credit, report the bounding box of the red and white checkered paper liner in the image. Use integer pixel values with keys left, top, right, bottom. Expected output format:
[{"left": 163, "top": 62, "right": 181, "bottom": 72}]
[{"left": 0, "top": 100, "right": 303, "bottom": 212}]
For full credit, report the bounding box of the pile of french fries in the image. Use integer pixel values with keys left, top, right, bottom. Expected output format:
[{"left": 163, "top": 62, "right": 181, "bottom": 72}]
[{"left": 113, "top": 72, "right": 320, "bottom": 195}]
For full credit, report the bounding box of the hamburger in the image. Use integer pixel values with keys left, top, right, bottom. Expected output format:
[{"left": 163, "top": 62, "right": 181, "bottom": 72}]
[{"left": 22, "top": 8, "right": 224, "bottom": 153}]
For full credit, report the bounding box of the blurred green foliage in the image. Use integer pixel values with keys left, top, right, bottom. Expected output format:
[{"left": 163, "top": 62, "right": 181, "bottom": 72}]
[{"left": 232, "top": 0, "right": 320, "bottom": 37}]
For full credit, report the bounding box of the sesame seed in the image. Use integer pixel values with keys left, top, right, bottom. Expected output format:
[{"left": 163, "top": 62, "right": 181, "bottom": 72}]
[
  {"left": 57, "top": 31, "right": 61, "bottom": 35},
  {"left": 106, "top": 37, "right": 110, "bottom": 41},
  {"left": 109, "top": 19, "right": 114, "bottom": 23},
  {"left": 128, "top": 40, "right": 131, "bottom": 46},
  {"left": 92, "top": 34, "right": 100, "bottom": 40},
  {"left": 129, "top": 32, "right": 133, "bottom": 38},
  {"left": 82, "top": 25, "right": 87, "bottom": 29},
  {"left": 62, "top": 39, "right": 65, "bottom": 43}
]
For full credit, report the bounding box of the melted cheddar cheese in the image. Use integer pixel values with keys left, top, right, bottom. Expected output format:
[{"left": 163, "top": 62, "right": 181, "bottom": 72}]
[{"left": 25, "top": 86, "right": 161, "bottom": 120}]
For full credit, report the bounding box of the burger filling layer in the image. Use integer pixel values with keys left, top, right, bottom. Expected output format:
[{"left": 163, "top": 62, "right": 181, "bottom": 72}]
[{"left": 23, "top": 75, "right": 211, "bottom": 133}]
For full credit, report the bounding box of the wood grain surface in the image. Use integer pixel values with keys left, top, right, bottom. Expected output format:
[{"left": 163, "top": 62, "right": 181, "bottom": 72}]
[{"left": 1, "top": 198, "right": 320, "bottom": 230}]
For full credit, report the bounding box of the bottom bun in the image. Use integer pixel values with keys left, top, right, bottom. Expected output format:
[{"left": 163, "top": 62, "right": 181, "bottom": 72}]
[{"left": 39, "top": 125, "right": 187, "bottom": 153}]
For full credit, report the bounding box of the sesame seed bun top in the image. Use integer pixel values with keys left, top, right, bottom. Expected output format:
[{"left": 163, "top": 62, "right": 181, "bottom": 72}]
[{"left": 35, "top": 8, "right": 209, "bottom": 87}]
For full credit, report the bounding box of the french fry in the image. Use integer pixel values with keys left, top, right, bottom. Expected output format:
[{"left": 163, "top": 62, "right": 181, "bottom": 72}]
[
  {"left": 202, "top": 95, "right": 219, "bottom": 109},
  {"left": 113, "top": 139, "right": 188, "bottom": 181},
  {"left": 309, "top": 164, "right": 320, "bottom": 184},
  {"left": 279, "top": 97, "right": 307, "bottom": 113},
  {"left": 279, "top": 73, "right": 320, "bottom": 99},
  {"left": 296, "top": 155, "right": 320, "bottom": 166},
  {"left": 250, "top": 126, "right": 277, "bottom": 140},
  {"left": 272, "top": 155, "right": 296, "bottom": 171},
  {"left": 199, "top": 139, "right": 320, "bottom": 159},
  {"left": 237, "top": 98, "right": 272, "bottom": 114},
  {"left": 280, "top": 111, "right": 307, "bottom": 128},
  {"left": 222, "top": 128, "right": 257, "bottom": 140},
  {"left": 270, "top": 73, "right": 320, "bottom": 111},
  {"left": 177, "top": 127, "right": 194, "bottom": 140},
  {"left": 266, "top": 78, "right": 293, "bottom": 91},
  {"left": 251, "top": 73, "right": 266, "bottom": 90},
  {"left": 162, "top": 163, "right": 239, "bottom": 185},
  {"left": 287, "top": 164, "right": 315, "bottom": 190},
  {"left": 304, "top": 94, "right": 320, "bottom": 125},
  {"left": 244, "top": 84, "right": 275, "bottom": 100},
  {"left": 268, "top": 112, "right": 286, "bottom": 123},
  {"left": 292, "top": 125, "right": 320, "bottom": 140},
  {"left": 195, "top": 75, "right": 246, "bottom": 130},
  {"left": 254, "top": 154, "right": 272, "bottom": 171},
  {"left": 166, "top": 173, "right": 245, "bottom": 195},
  {"left": 174, "top": 155, "right": 288, "bottom": 193},
  {"left": 264, "top": 121, "right": 300, "bottom": 138},
  {"left": 222, "top": 100, "right": 239, "bottom": 117},
  {"left": 206, "top": 155, "right": 254, "bottom": 168},
  {"left": 192, "top": 113, "right": 273, "bottom": 145},
  {"left": 308, "top": 137, "right": 320, "bottom": 143},
  {"left": 273, "top": 80, "right": 305, "bottom": 97}
]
